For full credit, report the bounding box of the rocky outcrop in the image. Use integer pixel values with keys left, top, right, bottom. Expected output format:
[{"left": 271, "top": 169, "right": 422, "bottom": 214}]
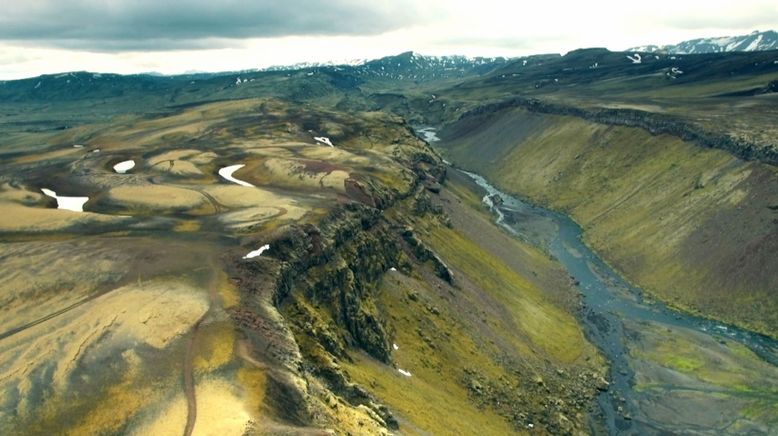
[
  {"left": 400, "top": 226, "right": 455, "bottom": 284},
  {"left": 230, "top": 131, "right": 452, "bottom": 432}
]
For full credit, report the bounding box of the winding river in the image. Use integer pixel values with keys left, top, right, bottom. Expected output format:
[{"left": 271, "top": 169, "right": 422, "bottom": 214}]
[
  {"left": 465, "top": 170, "right": 778, "bottom": 434},
  {"left": 416, "top": 127, "right": 778, "bottom": 434}
]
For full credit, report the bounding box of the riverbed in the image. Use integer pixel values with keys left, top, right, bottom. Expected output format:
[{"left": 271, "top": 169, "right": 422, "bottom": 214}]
[
  {"left": 417, "top": 126, "right": 778, "bottom": 434},
  {"left": 466, "top": 169, "right": 778, "bottom": 434}
]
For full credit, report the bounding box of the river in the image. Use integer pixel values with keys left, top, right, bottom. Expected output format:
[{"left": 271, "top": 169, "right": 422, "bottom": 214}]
[
  {"left": 464, "top": 170, "right": 778, "bottom": 434},
  {"left": 416, "top": 127, "right": 778, "bottom": 434}
]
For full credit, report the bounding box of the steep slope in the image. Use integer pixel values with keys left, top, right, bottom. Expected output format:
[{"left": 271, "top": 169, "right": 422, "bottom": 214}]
[{"left": 438, "top": 105, "right": 778, "bottom": 338}]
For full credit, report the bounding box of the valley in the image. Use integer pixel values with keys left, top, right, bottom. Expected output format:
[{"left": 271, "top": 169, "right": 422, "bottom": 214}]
[
  {"left": 0, "top": 41, "right": 777, "bottom": 435},
  {"left": 461, "top": 166, "right": 778, "bottom": 433}
]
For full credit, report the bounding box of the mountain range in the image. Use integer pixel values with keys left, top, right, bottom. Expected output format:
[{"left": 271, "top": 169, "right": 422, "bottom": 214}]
[{"left": 629, "top": 30, "right": 778, "bottom": 54}]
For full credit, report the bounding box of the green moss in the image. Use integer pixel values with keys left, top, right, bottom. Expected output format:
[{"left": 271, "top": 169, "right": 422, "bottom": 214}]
[
  {"left": 442, "top": 107, "right": 778, "bottom": 338},
  {"left": 422, "top": 223, "right": 589, "bottom": 364},
  {"left": 664, "top": 356, "right": 703, "bottom": 373}
]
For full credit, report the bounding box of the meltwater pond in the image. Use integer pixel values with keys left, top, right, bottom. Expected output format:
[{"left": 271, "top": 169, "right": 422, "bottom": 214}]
[{"left": 463, "top": 170, "right": 778, "bottom": 435}]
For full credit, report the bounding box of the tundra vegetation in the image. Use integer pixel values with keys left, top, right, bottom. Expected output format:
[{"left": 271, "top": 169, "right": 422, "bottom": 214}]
[{"left": 0, "top": 47, "right": 776, "bottom": 434}]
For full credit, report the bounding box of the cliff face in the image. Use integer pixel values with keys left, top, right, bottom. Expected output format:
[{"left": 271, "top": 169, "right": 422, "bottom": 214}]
[
  {"left": 439, "top": 105, "right": 778, "bottom": 338},
  {"left": 229, "top": 135, "right": 604, "bottom": 434},
  {"left": 458, "top": 97, "right": 778, "bottom": 166}
]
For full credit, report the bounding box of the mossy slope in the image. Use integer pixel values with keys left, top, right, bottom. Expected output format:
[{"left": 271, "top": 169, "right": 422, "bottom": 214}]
[{"left": 440, "top": 107, "right": 778, "bottom": 337}]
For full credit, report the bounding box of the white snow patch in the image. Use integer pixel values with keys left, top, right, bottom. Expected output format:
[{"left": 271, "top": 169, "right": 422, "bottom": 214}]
[
  {"left": 34, "top": 81, "right": 41, "bottom": 89},
  {"left": 41, "top": 188, "right": 89, "bottom": 212},
  {"left": 398, "top": 369, "right": 412, "bottom": 377},
  {"left": 389, "top": 267, "right": 397, "bottom": 272},
  {"left": 626, "top": 53, "right": 642, "bottom": 64},
  {"left": 235, "top": 77, "right": 243, "bottom": 85},
  {"left": 113, "top": 159, "right": 135, "bottom": 174},
  {"left": 92, "top": 149, "right": 100, "bottom": 153},
  {"left": 73, "top": 144, "right": 85, "bottom": 148},
  {"left": 671, "top": 67, "right": 684, "bottom": 75},
  {"left": 522, "top": 60, "right": 528, "bottom": 66},
  {"left": 314, "top": 136, "right": 334, "bottom": 147},
  {"left": 418, "top": 127, "right": 440, "bottom": 143},
  {"left": 393, "top": 343, "right": 399, "bottom": 350},
  {"left": 243, "top": 244, "right": 270, "bottom": 259},
  {"left": 219, "top": 164, "right": 254, "bottom": 187},
  {"left": 745, "top": 34, "right": 764, "bottom": 51}
]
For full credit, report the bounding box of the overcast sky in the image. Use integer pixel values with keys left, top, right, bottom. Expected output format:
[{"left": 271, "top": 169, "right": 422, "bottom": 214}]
[{"left": 1, "top": 0, "right": 777, "bottom": 79}]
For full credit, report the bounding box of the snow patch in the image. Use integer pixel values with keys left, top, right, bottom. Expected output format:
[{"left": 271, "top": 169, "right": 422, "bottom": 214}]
[
  {"left": 41, "top": 188, "right": 89, "bottom": 212},
  {"left": 243, "top": 244, "right": 270, "bottom": 259},
  {"left": 626, "top": 53, "right": 642, "bottom": 64},
  {"left": 389, "top": 267, "right": 397, "bottom": 272},
  {"left": 314, "top": 136, "right": 334, "bottom": 147},
  {"left": 417, "top": 127, "right": 440, "bottom": 143},
  {"left": 398, "top": 369, "right": 412, "bottom": 377},
  {"left": 393, "top": 343, "right": 399, "bottom": 350},
  {"left": 745, "top": 34, "right": 764, "bottom": 51},
  {"left": 219, "top": 164, "right": 254, "bottom": 187},
  {"left": 73, "top": 144, "right": 84, "bottom": 149},
  {"left": 113, "top": 159, "right": 135, "bottom": 174}
]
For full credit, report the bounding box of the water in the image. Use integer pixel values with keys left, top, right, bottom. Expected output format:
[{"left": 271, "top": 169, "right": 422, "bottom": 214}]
[{"left": 464, "top": 170, "right": 778, "bottom": 433}]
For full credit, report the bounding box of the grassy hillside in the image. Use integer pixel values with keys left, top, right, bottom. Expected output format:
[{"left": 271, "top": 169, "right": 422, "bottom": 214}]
[{"left": 439, "top": 107, "right": 778, "bottom": 338}]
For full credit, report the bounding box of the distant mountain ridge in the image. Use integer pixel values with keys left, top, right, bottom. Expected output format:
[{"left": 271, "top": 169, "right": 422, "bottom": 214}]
[
  {"left": 0, "top": 52, "right": 511, "bottom": 103},
  {"left": 262, "top": 51, "right": 508, "bottom": 81},
  {"left": 629, "top": 30, "right": 778, "bottom": 54}
]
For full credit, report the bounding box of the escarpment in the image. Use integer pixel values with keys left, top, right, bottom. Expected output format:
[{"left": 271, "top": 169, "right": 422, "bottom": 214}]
[
  {"left": 438, "top": 104, "right": 778, "bottom": 338},
  {"left": 453, "top": 97, "right": 778, "bottom": 165},
  {"left": 228, "top": 129, "right": 603, "bottom": 434},
  {"left": 227, "top": 140, "right": 452, "bottom": 431}
]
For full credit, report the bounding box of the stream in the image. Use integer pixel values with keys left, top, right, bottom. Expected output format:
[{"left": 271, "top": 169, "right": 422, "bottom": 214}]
[
  {"left": 463, "top": 170, "right": 778, "bottom": 434},
  {"left": 414, "top": 125, "right": 778, "bottom": 434}
]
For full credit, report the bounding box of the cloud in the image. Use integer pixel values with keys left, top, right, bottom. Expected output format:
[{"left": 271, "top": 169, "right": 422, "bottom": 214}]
[
  {"left": 0, "top": 0, "right": 423, "bottom": 51},
  {"left": 653, "top": 2, "right": 778, "bottom": 31}
]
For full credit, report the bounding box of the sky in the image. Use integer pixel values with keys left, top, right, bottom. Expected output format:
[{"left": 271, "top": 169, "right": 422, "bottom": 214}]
[{"left": 1, "top": 0, "right": 777, "bottom": 79}]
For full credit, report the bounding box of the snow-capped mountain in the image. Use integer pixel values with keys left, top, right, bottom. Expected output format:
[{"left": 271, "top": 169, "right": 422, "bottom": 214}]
[
  {"left": 262, "top": 58, "right": 368, "bottom": 72},
  {"left": 349, "top": 51, "right": 508, "bottom": 81},
  {"left": 629, "top": 30, "right": 778, "bottom": 54},
  {"left": 264, "top": 52, "right": 508, "bottom": 81}
]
